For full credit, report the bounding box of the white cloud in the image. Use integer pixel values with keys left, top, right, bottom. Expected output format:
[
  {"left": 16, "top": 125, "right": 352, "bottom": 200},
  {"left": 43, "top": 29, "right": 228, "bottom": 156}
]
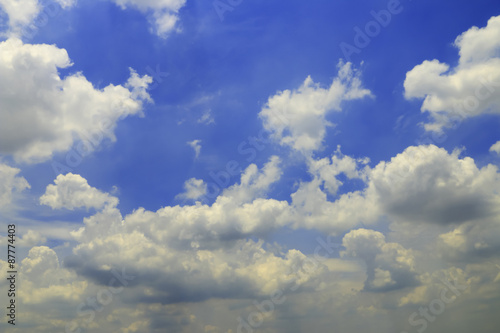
[
  {"left": 0, "top": 0, "right": 76, "bottom": 37},
  {"left": 0, "top": 38, "right": 152, "bottom": 163},
  {"left": 109, "top": 0, "right": 187, "bottom": 37},
  {"left": 11, "top": 147, "right": 500, "bottom": 332},
  {"left": 259, "top": 61, "right": 372, "bottom": 155},
  {"left": 404, "top": 15, "right": 500, "bottom": 132},
  {"left": 221, "top": 155, "right": 282, "bottom": 204},
  {"left": 0, "top": 163, "right": 30, "bottom": 208},
  {"left": 290, "top": 169, "right": 378, "bottom": 235},
  {"left": 307, "top": 145, "right": 370, "bottom": 195},
  {"left": 177, "top": 178, "right": 207, "bottom": 200},
  {"left": 41, "top": 160, "right": 319, "bottom": 306},
  {"left": 0, "top": 230, "right": 47, "bottom": 250},
  {"left": 490, "top": 141, "right": 500, "bottom": 154},
  {"left": 438, "top": 216, "right": 500, "bottom": 261},
  {"left": 1, "top": 0, "right": 184, "bottom": 38},
  {"left": 342, "top": 228, "right": 419, "bottom": 292},
  {"left": 0, "top": 0, "right": 40, "bottom": 36},
  {"left": 54, "top": 0, "right": 76, "bottom": 8},
  {"left": 68, "top": 157, "right": 289, "bottom": 246},
  {"left": 198, "top": 109, "right": 215, "bottom": 125},
  {"left": 455, "top": 15, "right": 500, "bottom": 66},
  {"left": 2, "top": 4, "right": 500, "bottom": 333},
  {"left": 290, "top": 144, "right": 500, "bottom": 236},
  {"left": 367, "top": 145, "right": 500, "bottom": 225},
  {"left": 187, "top": 139, "right": 202, "bottom": 158},
  {"left": 66, "top": 232, "right": 325, "bottom": 304},
  {"left": 19, "top": 246, "right": 87, "bottom": 303},
  {"left": 15, "top": 230, "right": 46, "bottom": 247},
  {"left": 40, "top": 173, "right": 118, "bottom": 210},
  {"left": 35, "top": 146, "right": 494, "bottom": 328}
]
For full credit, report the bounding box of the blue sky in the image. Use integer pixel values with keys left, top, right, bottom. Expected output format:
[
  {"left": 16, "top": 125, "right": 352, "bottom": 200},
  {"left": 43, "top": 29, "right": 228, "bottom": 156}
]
[{"left": 1, "top": 0, "right": 500, "bottom": 332}]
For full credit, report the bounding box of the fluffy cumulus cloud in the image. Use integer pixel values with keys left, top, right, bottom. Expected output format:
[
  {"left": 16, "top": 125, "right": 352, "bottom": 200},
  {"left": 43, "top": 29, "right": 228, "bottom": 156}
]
[
  {"left": 0, "top": 0, "right": 183, "bottom": 38},
  {"left": 20, "top": 246, "right": 82, "bottom": 293},
  {"left": 490, "top": 140, "right": 500, "bottom": 154},
  {"left": 0, "top": 163, "right": 30, "bottom": 208},
  {"left": 0, "top": 247, "right": 91, "bottom": 333},
  {"left": 110, "top": 0, "right": 187, "bottom": 37},
  {"left": 40, "top": 173, "right": 119, "bottom": 210},
  {"left": 177, "top": 177, "right": 207, "bottom": 200},
  {"left": 0, "top": 0, "right": 76, "bottom": 37},
  {"left": 2, "top": 158, "right": 318, "bottom": 332},
  {"left": 34, "top": 158, "right": 329, "bottom": 315},
  {"left": 289, "top": 144, "right": 500, "bottom": 236},
  {"left": 0, "top": 247, "right": 198, "bottom": 333},
  {"left": 307, "top": 145, "right": 370, "bottom": 195},
  {"left": 342, "top": 228, "right": 419, "bottom": 292},
  {"left": 7, "top": 144, "right": 500, "bottom": 332},
  {"left": 0, "top": 229, "right": 46, "bottom": 248},
  {"left": 404, "top": 15, "right": 500, "bottom": 132},
  {"left": 3, "top": 14, "right": 500, "bottom": 332},
  {"left": 290, "top": 168, "right": 378, "bottom": 235},
  {"left": 220, "top": 155, "right": 282, "bottom": 204},
  {"left": 367, "top": 145, "right": 500, "bottom": 225},
  {"left": 0, "top": 38, "right": 152, "bottom": 163},
  {"left": 259, "top": 61, "right": 372, "bottom": 155},
  {"left": 0, "top": 0, "right": 40, "bottom": 36},
  {"left": 69, "top": 157, "right": 290, "bottom": 248}
]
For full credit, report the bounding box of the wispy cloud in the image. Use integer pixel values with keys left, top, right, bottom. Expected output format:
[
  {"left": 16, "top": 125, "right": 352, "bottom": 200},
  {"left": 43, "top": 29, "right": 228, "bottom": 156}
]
[{"left": 187, "top": 139, "right": 202, "bottom": 158}]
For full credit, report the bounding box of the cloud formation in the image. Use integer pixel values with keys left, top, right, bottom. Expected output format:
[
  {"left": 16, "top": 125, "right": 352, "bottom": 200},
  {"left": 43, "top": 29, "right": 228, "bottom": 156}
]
[
  {"left": 110, "top": 0, "right": 187, "bottom": 37},
  {"left": 0, "top": 0, "right": 76, "bottom": 38},
  {"left": 187, "top": 139, "right": 202, "bottom": 158},
  {"left": 342, "top": 228, "right": 419, "bottom": 292},
  {"left": 32, "top": 159, "right": 323, "bottom": 313},
  {"left": 2, "top": 9, "right": 500, "bottom": 333},
  {"left": 0, "top": 38, "right": 152, "bottom": 163},
  {"left": 404, "top": 15, "right": 500, "bottom": 132},
  {"left": 490, "top": 141, "right": 500, "bottom": 154},
  {"left": 289, "top": 144, "right": 500, "bottom": 235},
  {"left": 0, "top": 0, "right": 40, "bottom": 36},
  {"left": 368, "top": 145, "right": 500, "bottom": 225},
  {"left": 40, "top": 173, "right": 119, "bottom": 210},
  {"left": 0, "top": 0, "right": 185, "bottom": 38},
  {"left": 177, "top": 178, "right": 207, "bottom": 200},
  {"left": 260, "top": 62, "right": 372, "bottom": 155},
  {"left": 0, "top": 163, "right": 30, "bottom": 208}
]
